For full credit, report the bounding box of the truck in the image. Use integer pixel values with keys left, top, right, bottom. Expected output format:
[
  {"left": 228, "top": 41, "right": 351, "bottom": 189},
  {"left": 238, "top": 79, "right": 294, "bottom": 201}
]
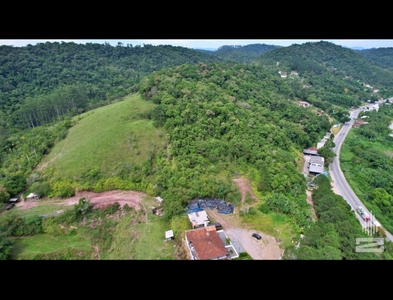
[{"left": 356, "top": 206, "right": 370, "bottom": 222}]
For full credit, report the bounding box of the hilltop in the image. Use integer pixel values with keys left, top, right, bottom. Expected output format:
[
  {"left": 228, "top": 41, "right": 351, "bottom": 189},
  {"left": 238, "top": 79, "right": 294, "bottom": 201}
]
[
  {"left": 357, "top": 47, "right": 393, "bottom": 69},
  {"left": 252, "top": 41, "right": 393, "bottom": 108},
  {"left": 195, "top": 43, "right": 281, "bottom": 63}
]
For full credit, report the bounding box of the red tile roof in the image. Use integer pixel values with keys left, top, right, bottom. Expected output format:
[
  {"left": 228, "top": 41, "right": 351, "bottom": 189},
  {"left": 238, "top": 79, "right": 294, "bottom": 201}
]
[{"left": 186, "top": 227, "right": 228, "bottom": 260}]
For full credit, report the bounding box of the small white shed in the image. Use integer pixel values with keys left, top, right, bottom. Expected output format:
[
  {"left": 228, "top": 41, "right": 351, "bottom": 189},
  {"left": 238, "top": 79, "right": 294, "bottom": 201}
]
[
  {"left": 27, "top": 193, "right": 39, "bottom": 200},
  {"left": 156, "top": 196, "right": 163, "bottom": 205},
  {"left": 165, "top": 230, "right": 174, "bottom": 241}
]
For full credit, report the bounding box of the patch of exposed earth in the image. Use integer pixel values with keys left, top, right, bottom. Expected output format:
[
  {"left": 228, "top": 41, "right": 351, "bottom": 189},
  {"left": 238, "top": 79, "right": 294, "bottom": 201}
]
[
  {"left": 16, "top": 190, "right": 147, "bottom": 211},
  {"left": 233, "top": 177, "right": 259, "bottom": 206}
]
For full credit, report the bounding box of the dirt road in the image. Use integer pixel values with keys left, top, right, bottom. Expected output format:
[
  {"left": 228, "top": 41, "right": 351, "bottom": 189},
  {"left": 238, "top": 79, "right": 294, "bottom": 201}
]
[{"left": 16, "top": 190, "right": 146, "bottom": 211}]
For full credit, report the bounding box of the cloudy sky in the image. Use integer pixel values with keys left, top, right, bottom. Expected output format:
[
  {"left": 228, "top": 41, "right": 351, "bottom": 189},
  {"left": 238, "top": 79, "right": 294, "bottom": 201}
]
[{"left": 1, "top": 39, "right": 393, "bottom": 50}]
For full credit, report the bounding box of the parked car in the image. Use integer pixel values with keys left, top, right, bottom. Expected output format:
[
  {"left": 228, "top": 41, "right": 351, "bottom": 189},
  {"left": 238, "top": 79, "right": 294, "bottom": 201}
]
[
  {"left": 213, "top": 223, "right": 222, "bottom": 230},
  {"left": 5, "top": 203, "right": 15, "bottom": 210},
  {"left": 252, "top": 233, "right": 261, "bottom": 240}
]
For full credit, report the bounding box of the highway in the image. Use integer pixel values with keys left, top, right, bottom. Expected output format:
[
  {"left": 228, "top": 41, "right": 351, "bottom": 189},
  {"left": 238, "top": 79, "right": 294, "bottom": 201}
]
[{"left": 328, "top": 103, "right": 393, "bottom": 242}]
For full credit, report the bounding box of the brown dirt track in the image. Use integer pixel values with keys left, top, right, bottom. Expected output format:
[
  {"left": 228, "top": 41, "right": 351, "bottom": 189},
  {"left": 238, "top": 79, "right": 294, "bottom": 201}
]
[{"left": 17, "top": 190, "right": 147, "bottom": 211}]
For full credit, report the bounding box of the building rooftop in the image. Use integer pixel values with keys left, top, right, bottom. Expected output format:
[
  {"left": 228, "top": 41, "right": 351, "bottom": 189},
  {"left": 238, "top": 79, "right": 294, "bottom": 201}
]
[
  {"left": 185, "top": 227, "right": 229, "bottom": 260},
  {"left": 165, "top": 230, "right": 174, "bottom": 239},
  {"left": 309, "top": 164, "right": 325, "bottom": 174},
  {"left": 188, "top": 210, "right": 209, "bottom": 228},
  {"left": 309, "top": 156, "right": 324, "bottom": 165}
]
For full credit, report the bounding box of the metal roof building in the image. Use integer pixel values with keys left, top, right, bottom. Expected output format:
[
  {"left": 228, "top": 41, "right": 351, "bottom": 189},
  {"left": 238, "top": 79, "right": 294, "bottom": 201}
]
[
  {"left": 309, "top": 164, "right": 325, "bottom": 174},
  {"left": 309, "top": 156, "right": 324, "bottom": 165},
  {"left": 303, "top": 149, "right": 319, "bottom": 156}
]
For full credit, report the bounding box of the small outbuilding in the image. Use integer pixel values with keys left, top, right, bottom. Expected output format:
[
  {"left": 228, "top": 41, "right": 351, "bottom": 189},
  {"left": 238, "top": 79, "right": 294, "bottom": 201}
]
[
  {"left": 165, "top": 230, "right": 174, "bottom": 241},
  {"left": 26, "top": 193, "right": 39, "bottom": 200},
  {"left": 155, "top": 196, "right": 163, "bottom": 205},
  {"left": 188, "top": 210, "right": 210, "bottom": 228}
]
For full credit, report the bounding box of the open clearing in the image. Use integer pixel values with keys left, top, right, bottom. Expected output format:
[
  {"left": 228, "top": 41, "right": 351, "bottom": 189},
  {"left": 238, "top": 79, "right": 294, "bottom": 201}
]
[
  {"left": 16, "top": 190, "right": 147, "bottom": 211},
  {"left": 15, "top": 176, "right": 286, "bottom": 259}
]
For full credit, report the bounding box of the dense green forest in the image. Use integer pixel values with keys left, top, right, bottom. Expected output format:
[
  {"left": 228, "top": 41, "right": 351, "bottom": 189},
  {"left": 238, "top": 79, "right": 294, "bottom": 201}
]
[
  {"left": 340, "top": 104, "right": 393, "bottom": 233},
  {"left": 358, "top": 47, "right": 393, "bottom": 69},
  {"left": 0, "top": 42, "right": 222, "bottom": 130},
  {"left": 139, "top": 61, "right": 331, "bottom": 219},
  {"left": 283, "top": 175, "right": 392, "bottom": 260},
  {"left": 1, "top": 40, "right": 393, "bottom": 259},
  {"left": 253, "top": 41, "right": 393, "bottom": 106},
  {"left": 196, "top": 43, "right": 281, "bottom": 63}
]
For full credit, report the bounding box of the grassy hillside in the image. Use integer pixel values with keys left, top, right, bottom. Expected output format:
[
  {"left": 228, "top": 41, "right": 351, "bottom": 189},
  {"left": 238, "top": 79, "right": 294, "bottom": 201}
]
[
  {"left": 38, "top": 93, "right": 167, "bottom": 181},
  {"left": 7, "top": 195, "right": 177, "bottom": 260}
]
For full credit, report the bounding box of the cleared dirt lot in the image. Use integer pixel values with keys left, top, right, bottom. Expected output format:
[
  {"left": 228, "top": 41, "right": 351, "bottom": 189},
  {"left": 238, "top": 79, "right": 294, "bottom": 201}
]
[{"left": 16, "top": 190, "right": 147, "bottom": 211}]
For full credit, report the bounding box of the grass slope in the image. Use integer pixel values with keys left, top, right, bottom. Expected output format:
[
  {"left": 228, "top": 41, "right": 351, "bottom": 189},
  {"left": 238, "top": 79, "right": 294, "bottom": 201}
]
[
  {"left": 8, "top": 196, "right": 177, "bottom": 260},
  {"left": 39, "top": 94, "right": 166, "bottom": 180}
]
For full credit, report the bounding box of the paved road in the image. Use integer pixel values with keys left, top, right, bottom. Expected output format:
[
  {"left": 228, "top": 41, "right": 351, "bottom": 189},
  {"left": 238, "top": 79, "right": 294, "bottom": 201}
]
[{"left": 329, "top": 104, "right": 393, "bottom": 242}]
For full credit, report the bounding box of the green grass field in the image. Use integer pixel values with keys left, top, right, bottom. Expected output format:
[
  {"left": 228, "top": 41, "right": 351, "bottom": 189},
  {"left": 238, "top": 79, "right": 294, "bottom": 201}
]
[
  {"left": 11, "top": 234, "right": 93, "bottom": 260},
  {"left": 9, "top": 200, "right": 65, "bottom": 217},
  {"left": 7, "top": 195, "right": 177, "bottom": 260},
  {"left": 240, "top": 210, "right": 294, "bottom": 249},
  {"left": 40, "top": 93, "right": 167, "bottom": 180},
  {"left": 102, "top": 196, "right": 176, "bottom": 259}
]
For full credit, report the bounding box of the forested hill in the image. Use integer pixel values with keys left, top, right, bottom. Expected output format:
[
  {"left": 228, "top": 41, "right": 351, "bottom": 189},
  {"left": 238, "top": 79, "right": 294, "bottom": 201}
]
[
  {"left": 252, "top": 41, "right": 393, "bottom": 101},
  {"left": 139, "top": 61, "right": 331, "bottom": 218},
  {"left": 357, "top": 47, "right": 393, "bottom": 69},
  {"left": 0, "top": 42, "right": 223, "bottom": 129},
  {"left": 195, "top": 43, "right": 281, "bottom": 63}
]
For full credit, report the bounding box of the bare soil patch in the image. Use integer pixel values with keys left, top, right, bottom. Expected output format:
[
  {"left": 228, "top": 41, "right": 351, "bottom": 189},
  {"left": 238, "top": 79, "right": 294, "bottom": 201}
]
[
  {"left": 233, "top": 177, "right": 258, "bottom": 206},
  {"left": 16, "top": 190, "right": 148, "bottom": 211},
  {"left": 16, "top": 200, "right": 39, "bottom": 210},
  {"left": 306, "top": 189, "right": 317, "bottom": 221},
  {"left": 62, "top": 190, "right": 146, "bottom": 209}
]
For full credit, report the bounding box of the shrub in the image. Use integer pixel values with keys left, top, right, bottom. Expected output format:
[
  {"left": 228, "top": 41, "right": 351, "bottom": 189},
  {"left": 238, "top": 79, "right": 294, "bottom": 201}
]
[
  {"left": 0, "top": 185, "right": 10, "bottom": 203},
  {"left": 50, "top": 179, "right": 75, "bottom": 198}
]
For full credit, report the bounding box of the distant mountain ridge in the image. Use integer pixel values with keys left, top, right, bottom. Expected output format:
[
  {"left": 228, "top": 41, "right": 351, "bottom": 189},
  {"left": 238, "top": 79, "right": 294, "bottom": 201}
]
[
  {"left": 357, "top": 47, "right": 393, "bottom": 69},
  {"left": 195, "top": 43, "right": 281, "bottom": 63},
  {"left": 252, "top": 41, "right": 393, "bottom": 97}
]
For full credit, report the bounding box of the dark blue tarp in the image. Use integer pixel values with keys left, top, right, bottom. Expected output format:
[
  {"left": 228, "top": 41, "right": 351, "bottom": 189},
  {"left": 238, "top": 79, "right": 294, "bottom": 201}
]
[{"left": 186, "top": 198, "right": 234, "bottom": 214}]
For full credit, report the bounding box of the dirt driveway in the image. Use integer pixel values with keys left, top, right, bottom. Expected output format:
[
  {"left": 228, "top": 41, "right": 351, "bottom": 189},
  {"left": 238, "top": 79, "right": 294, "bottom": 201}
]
[{"left": 207, "top": 209, "right": 283, "bottom": 260}]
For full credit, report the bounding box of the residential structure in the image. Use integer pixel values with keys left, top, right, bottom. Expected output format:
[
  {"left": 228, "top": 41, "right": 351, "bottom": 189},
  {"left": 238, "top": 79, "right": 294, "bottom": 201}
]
[
  {"left": 303, "top": 147, "right": 319, "bottom": 156},
  {"left": 309, "top": 156, "right": 325, "bottom": 175},
  {"left": 185, "top": 226, "right": 232, "bottom": 260}
]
